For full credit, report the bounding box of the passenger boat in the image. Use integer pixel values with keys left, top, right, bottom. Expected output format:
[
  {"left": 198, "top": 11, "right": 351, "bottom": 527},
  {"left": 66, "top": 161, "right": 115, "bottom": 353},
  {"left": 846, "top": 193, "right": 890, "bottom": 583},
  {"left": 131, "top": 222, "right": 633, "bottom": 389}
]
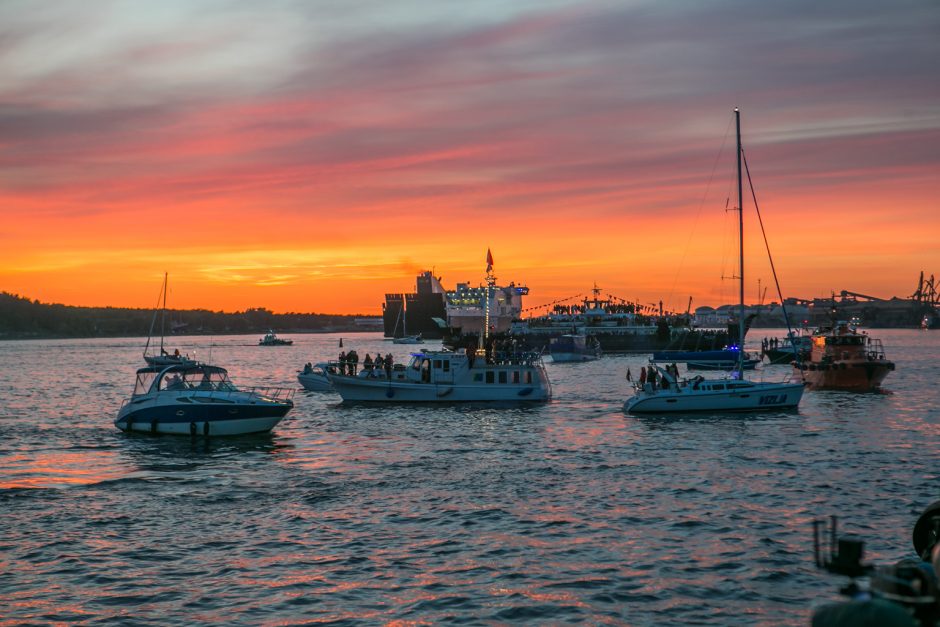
[
  {"left": 115, "top": 364, "right": 294, "bottom": 435},
  {"left": 297, "top": 361, "right": 336, "bottom": 392},
  {"left": 549, "top": 334, "right": 601, "bottom": 363},
  {"left": 793, "top": 321, "right": 895, "bottom": 391},
  {"left": 327, "top": 348, "right": 551, "bottom": 403},
  {"left": 259, "top": 330, "right": 293, "bottom": 346},
  {"left": 624, "top": 109, "right": 804, "bottom": 414}
]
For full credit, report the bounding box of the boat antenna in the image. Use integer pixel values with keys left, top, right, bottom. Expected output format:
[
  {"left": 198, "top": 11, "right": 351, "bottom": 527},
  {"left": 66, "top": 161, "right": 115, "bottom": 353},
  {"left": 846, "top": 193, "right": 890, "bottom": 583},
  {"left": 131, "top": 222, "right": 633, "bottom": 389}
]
[{"left": 735, "top": 108, "right": 745, "bottom": 379}]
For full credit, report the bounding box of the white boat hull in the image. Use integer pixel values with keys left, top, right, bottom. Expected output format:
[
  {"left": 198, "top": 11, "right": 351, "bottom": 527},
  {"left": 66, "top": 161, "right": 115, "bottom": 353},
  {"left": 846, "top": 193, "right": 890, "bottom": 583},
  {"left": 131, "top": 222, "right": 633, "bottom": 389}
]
[
  {"left": 297, "top": 372, "right": 333, "bottom": 392},
  {"left": 625, "top": 381, "right": 804, "bottom": 413}
]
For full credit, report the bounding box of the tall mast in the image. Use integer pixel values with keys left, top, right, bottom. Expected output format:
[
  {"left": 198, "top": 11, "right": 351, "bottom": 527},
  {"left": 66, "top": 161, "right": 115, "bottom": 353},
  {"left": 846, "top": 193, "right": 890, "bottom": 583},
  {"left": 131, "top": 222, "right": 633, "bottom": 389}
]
[
  {"left": 160, "top": 272, "right": 167, "bottom": 354},
  {"left": 735, "top": 108, "right": 745, "bottom": 377}
]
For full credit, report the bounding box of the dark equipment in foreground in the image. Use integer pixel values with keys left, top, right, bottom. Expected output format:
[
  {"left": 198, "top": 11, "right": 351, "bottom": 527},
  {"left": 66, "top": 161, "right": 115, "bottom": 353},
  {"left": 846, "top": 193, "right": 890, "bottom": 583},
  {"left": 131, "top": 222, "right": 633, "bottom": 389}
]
[{"left": 812, "top": 501, "right": 940, "bottom": 626}]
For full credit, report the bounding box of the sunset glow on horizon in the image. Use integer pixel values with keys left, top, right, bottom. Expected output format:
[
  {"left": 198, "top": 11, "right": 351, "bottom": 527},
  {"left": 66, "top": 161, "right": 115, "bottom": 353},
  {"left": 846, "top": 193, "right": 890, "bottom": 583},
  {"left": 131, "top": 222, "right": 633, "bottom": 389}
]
[{"left": 2, "top": 1, "right": 938, "bottom": 315}]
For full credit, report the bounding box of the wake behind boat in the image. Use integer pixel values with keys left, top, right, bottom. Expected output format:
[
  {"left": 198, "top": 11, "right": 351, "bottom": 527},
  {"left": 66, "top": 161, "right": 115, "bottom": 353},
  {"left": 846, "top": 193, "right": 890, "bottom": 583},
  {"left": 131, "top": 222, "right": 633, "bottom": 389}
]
[
  {"left": 116, "top": 363, "right": 294, "bottom": 435},
  {"left": 327, "top": 348, "right": 552, "bottom": 403},
  {"left": 624, "top": 108, "right": 804, "bottom": 414}
]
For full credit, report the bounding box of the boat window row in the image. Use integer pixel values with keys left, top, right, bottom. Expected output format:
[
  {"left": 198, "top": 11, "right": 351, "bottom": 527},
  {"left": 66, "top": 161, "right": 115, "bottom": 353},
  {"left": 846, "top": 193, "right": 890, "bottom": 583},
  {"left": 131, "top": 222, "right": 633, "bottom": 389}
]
[{"left": 473, "top": 370, "right": 533, "bottom": 384}]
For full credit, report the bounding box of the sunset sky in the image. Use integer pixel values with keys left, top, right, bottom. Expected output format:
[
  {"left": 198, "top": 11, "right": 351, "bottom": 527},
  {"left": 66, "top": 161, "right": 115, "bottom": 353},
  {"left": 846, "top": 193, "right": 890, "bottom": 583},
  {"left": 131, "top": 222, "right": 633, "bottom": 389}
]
[{"left": 2, "top": 0, "right": 938, "bottom": 315}]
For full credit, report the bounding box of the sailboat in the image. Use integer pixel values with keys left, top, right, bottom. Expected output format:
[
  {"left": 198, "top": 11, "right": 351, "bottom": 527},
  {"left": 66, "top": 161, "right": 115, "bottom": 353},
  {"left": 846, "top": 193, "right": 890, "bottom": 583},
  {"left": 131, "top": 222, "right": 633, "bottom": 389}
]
[
  {"left": 143, "top": 273, "right": 196, "bottom": 367},
  {"left": 624, "top": 109, "right": 804, "bottom": 413},
  {"left": 391, "top": 301, "right": 424, "bottom": 344}
]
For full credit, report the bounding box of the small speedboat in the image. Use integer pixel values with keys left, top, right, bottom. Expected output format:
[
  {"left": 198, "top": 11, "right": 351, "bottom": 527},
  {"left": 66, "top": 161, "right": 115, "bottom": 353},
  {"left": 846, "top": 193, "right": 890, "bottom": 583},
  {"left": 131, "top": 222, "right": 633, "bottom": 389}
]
[
  {"left": 392, "top": 334, "right": 424, "bottom": 345},
  {"left": 327, "top": 348, "right": 551, "bottom": 403},
  {"left": 115, "top": 364, "right": 294, "bottom": 435},
  {"left": 297, "top": 362, "right": 336, "bottom": 392}
]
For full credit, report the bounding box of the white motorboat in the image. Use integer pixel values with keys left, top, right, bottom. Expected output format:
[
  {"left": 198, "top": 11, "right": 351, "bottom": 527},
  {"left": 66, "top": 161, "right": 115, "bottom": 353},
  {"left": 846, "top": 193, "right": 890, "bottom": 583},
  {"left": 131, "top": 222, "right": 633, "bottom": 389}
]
[
  {"left": 327, "top": 348, "right": 552, "bottom": 403},
  {"left": 116, "top": 364, "right": 294, "bottom": 435},
  {"left": 624, "top": 109, "right": 804, "bottom": 414},
  {"left": 297, "top": 361, "right": 336, "bottom": 392},
  {"left": 549, "top": 334, "right": 602, "bottom": 363},
  {"left": 392, "top": 334, "right": 424, "bottom": 345}
]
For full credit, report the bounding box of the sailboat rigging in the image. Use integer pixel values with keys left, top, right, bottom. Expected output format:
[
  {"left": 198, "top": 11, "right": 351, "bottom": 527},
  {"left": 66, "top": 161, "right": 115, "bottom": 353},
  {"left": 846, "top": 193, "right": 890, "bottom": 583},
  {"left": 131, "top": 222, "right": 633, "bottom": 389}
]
[
  {"left": 143, "top": 273, "right": 195, "bottom": 367},
  {"left": 624, "top": 108, "right": 804, "bottom": 413}
]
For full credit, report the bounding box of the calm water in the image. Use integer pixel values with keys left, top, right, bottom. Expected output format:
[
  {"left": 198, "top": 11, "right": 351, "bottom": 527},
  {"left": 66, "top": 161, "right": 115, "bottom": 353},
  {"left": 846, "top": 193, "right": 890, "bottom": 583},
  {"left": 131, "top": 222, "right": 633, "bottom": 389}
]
[{"left": 1, "top": 330, "right": 938, "bottom": 625}]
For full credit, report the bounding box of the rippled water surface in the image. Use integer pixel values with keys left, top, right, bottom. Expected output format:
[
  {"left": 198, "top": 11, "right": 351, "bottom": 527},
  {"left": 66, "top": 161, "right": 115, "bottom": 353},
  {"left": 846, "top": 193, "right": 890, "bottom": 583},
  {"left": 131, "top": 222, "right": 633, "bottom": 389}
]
[{"left": 2, "top": 330, "right": 939, "bottom": 625}]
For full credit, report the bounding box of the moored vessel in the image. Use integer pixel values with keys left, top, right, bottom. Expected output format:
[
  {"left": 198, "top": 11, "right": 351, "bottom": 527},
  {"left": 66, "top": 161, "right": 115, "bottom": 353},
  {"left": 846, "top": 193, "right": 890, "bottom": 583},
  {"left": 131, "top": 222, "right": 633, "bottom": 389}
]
[
  {"left": 549, "top": 334, "right": 601, "bottom": 363},
  {"left": 297, "top": 361, "right": 337, "bottom": 392},
  {"left": 116, "top": 364, "right": 294, "bottom": 435},
  {"left": 327, "top": 348, "right": 551, "bottom": 403},
  {"left": 794, "top": 321, "right": 895, "bottom": 391},
  {"left": 624, "top": 108, "right": 804, "bottom": 414}
]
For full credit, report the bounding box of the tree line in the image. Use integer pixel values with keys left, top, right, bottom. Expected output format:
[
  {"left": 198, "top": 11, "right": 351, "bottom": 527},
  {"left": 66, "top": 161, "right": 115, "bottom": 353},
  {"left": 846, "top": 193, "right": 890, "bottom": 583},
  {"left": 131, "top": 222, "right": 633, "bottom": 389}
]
[{"left": 0, "top": 292, "right": 371, "bottom": 339}]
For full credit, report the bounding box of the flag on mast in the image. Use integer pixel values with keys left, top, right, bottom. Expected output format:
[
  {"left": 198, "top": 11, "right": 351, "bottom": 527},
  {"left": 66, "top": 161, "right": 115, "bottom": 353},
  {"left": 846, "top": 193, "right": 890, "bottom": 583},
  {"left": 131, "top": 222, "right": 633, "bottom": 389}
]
[{"left": 486, "top": 248, "right": 494, "bottom": 273}]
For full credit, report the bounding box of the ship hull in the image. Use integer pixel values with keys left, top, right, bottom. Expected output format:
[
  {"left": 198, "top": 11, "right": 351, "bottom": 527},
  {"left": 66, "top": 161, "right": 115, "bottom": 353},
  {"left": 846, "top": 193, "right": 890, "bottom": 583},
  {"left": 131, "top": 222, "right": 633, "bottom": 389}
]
[{"left": 794, "top": 360, "right": 894, "bottom": 391}]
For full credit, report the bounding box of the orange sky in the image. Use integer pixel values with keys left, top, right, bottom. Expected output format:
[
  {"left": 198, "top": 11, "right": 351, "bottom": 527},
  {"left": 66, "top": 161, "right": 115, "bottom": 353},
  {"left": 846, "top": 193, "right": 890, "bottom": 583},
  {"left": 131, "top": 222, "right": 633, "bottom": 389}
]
[{"left": 1, "top": 2, "right": 938, "bottom": 315}]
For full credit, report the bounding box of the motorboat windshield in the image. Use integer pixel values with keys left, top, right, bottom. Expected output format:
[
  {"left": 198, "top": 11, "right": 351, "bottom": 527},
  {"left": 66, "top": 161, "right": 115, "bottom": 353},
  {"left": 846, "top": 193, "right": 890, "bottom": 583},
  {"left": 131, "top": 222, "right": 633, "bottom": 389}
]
[{"left": 132, "top": 365, "right": 235, "bottom": 395}]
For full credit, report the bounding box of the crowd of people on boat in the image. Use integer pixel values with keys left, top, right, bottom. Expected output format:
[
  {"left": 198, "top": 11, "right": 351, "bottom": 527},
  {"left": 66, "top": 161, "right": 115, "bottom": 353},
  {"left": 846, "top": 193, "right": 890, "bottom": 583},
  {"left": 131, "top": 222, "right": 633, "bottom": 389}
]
[
  {"left": 626, "top": 364, "right": 683, "bottom": 392},
  {"left": 335, "top": 350, "right": 396, "bottom": 379}
]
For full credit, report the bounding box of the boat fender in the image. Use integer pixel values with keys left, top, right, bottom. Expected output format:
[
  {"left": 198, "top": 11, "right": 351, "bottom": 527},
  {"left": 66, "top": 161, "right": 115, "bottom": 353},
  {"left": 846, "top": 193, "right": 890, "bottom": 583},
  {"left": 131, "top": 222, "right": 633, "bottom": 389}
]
[
  {"left": 386, "top": 387, "right": 394, "bottom": 398},
  {"left": 150, "top": 418, "right": 158, "bottom": 433},
  {"left": 190, "top": 421, "right": 197, "bottom": 436},
  {"left": 203, "top": 421, "right": 210, "bottom": 436},
  {"left": 126, "top": 416, "right": 134, "bottom": 431}
]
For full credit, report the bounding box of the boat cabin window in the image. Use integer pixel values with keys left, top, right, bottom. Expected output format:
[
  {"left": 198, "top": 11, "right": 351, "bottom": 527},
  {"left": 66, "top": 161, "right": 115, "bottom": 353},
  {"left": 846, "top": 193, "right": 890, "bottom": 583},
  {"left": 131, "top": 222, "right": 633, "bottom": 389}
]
[
  {"left": 442, "top": 360, "right": 450, "bottom": 372},
  {"left": 712, "top": 384, "right": 725, "bottom": 390},
  {"left": 498, "top": 371, "right": 507, "bottom": 384},
  {"left": 433, "top": 360, "right": 442, "bottom": 369},
  {"left": 525, "top": 371, "right": 532, "bottom": 384},
  {"left": 486, "top": 371, "right": 495, "bottom": 384},
  {"left": 134, "top": 371, "right": 158, "bottom": 395},
  {"left": 513, "top": 371, "right": 520, "bottom": 384}
]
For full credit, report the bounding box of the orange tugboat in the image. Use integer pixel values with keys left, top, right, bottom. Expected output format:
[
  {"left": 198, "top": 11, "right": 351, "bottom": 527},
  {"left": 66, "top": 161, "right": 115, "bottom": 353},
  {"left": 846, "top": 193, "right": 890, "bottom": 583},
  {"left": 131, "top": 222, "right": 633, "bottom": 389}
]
[{"left": 793, "top": 321, "right": 895, "bottom": 391}]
